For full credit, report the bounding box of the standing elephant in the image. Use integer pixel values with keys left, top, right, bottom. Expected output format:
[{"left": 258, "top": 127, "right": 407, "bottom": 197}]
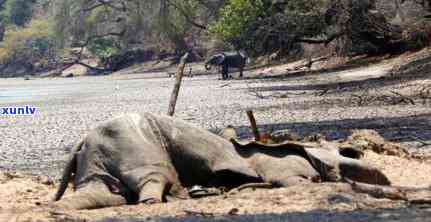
[{"left": 205, "top": 51, "right": 247, "bottom": 80}]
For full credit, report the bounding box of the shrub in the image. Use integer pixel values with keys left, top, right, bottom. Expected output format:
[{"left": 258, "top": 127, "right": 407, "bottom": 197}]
[
  {"left": 1, "top": 0, "right": 37, "bottom": 27},
  {"left": 0, "top": 19, "right": 57, "bottom": 72},
  {"left": 404, "top": 20, "right": 431, "bottom": 50},
  {"left": 87, "top": 38, "right": 119, "bottom": 59}
]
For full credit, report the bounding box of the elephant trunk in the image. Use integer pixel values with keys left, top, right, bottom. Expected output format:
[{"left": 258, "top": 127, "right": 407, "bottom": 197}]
[{"left": 54, "top": 183, "right": 127, "bottom": 210}]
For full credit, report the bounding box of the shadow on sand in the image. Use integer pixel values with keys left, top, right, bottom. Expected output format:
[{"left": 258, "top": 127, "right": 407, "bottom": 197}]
[{"left": 232, "top": 113, "right": 431, "bottom": 143}]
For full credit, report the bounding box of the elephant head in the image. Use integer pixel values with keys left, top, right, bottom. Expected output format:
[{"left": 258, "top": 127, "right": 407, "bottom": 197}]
[{"left": 205, "top": 53, "right": 226, "bottom": 70}]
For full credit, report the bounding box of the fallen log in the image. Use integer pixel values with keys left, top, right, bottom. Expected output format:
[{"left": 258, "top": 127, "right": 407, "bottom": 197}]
[{"left": 346, "top": 178, "right": 431, "bottom": 204}]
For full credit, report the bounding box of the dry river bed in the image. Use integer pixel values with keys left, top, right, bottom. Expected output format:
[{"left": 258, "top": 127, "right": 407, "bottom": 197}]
[{"left": 0, "top": 63, "right": 430, "bottom": 178}]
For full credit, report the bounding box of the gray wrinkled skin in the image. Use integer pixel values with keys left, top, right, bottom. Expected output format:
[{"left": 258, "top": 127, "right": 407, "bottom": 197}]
[{"left": 54, "top": 113, "right": 390, "bottom": 210}]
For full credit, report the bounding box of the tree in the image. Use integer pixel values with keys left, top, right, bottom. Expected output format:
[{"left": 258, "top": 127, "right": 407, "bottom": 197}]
[
  {"left": 210, "top": 0, "right": 408, "bottom": 57},
  {"left": 51, "top": 0, "right": 222, "bottom": 62},
  {"left": 1, "top": 0, "right": 37, "bottom": 27},
  {"left": 210, "top": 0, "right": 329, "bottom": 56}
]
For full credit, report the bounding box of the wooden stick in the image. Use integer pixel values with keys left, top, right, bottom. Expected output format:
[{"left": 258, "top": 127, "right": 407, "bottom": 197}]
[
  {"left": 346, "top": 178, "right": 408, "bottom": 200},
  {"left": 246, "top": 110, "right": 260, "bottom": 141},
  {"left": 346, "top": 178, "right": 431, "bottom": 205},
  {"left": 167, "top": 53, "right": 189, "bottom": 116}
]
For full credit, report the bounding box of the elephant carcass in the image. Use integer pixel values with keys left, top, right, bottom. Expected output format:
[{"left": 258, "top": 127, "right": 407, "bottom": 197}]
[
  {"left": 54, "top": 113, "right": 390, "bottom": 210},
  {"left": 54, "top": 113, "right": 260, "bottom": 210},
  {"left": 231, "top": 139, "right": 391, "bottom": 187},
  {"left": 205, "top": 51, "right": 247, "bottom": 80}
]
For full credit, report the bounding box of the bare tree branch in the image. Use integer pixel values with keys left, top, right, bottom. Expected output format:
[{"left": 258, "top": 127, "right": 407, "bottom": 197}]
[
  {"left": 84, "top": 0, "right": 127, "bottom": 12},
  {"left": 166, "top": 0, "right": 207, "bottom": 30},
  {"left": 296, "top": 32, "right": 345, "bottom": 45}
]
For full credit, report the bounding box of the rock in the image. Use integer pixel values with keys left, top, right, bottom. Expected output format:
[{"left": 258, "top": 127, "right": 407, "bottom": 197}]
[
  {"left": 61, "top": 60, "right": 97, "bottom": 77},
  {"left": 36, "top": 175, "right": 54, "bottom": 186}
]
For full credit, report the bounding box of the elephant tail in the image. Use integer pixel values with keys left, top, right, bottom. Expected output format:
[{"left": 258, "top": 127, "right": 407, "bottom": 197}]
[{"left": 54, "top": 140, "right": 83, "bottom": 201}]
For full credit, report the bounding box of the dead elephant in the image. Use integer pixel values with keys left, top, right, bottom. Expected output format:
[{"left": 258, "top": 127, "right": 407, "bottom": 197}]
[{"left": 53, "top": 113, "right": 390, "bottom": 209}]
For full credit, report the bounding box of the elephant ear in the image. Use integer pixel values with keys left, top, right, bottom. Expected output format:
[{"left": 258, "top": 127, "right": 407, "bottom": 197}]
[{"left": 214, "top": 54, "right": 226, "bottom": 65}]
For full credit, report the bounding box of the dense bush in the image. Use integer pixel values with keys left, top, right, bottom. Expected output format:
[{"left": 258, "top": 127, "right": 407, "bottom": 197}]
[
  {"left": 101, "top": 49, "right": 155, "bottom": 71},
  {"left": 0, "top": 19, "right": 57, "bottom": 76},
  {"left": 209, "top": 0, "right": 327, "bottom": 56},
  {"left": 0, "top": 0, "right": 36, "bottom": 27},
  {"left": 87, "top": 38, "right": 119, "bottom": 59},
  {"left": 404, "top": 20, "right": 431, "bottom": 50}
]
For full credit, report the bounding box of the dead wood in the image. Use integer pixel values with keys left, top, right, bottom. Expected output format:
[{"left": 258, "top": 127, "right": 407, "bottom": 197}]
[
  {"left": 346, "top": 178, "right": 408, "bottom": 200},
  {"left": 247, "top": 84, "right": 306, "bottom": 99},
  {"left": 167, "top": 53, "right": 190, "bottom": 116},
  {"left": 183, "top": 210, "right": 215, "bottom": 217},
  {"left": 410, "top": 135, "right": 431, "bottom": 147},
  {"left": 293, "top": 57, "right": 329, "bottom": 71},
  {"left": 246, "top": 110, "right": 261, "bottom": 142},
  {"left": 350, "top": 90, "right": 419, "bottom": 106},
  {"left": 389, "top": 90, "right": 415, "bottom": 105},
  {"left": 228, "top": 183, "right": 273, "bottom": 195},
  {"left": 248, "top": 90, "right": 266, "bottom": 99},
  {"left": 347, "top": 179, "right": 431, "bottom": 205}
]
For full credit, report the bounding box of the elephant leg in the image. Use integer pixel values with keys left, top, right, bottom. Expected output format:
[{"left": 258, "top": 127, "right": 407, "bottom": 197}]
[
  {"left": 53, "top": 181, "right": 127, "bottom": 210},
  {"left": 138, "top": 174, "right": 169, "bottom": 204},
  {"left": 239, "top": 67, "right": 244, "bottom": 78},
  {"left": 222, "top": 63, "right": 228, "bottom": 80},
  {"left": 122, "top": 166, "right": 172, "bottom": 204}
]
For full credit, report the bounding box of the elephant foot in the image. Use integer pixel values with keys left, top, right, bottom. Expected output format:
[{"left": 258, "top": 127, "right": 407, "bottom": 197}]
[
  {"left": 53, "top": 182, "right": 127, "bottom": 210},
  {"left": 138, "top": 176, "right": 169, "bottom": 204}
]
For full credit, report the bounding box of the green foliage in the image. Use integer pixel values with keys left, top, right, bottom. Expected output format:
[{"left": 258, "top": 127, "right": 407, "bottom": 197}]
[
  {"left": 51, "top": 0, "right": 220, "bottom": 58},
  {"left": 155, "top": 0, "right": 201, "bottom": 54},
  {"left": 210, "top": 0, "right": 328, "bottom": 56},
  {"left": 87, "top": 38, "right": 119, "bottom": 59},
  {"left": 1, "top": 0, "right": 36, "bottom": 26},
  {"left": 209, "top": 0, "right": 265, "bottom": 41},
  {"left": 0, "top": 19, "right": 56, "bottom": 65}
]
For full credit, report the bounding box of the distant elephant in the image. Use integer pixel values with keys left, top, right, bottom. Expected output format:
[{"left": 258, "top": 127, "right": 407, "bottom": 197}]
[
  {"left": 205, "top": 51, "right": 247, "bottom": 80},
  {"left": 53, "top": 113, "right": 390, "bottom": 210}
]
